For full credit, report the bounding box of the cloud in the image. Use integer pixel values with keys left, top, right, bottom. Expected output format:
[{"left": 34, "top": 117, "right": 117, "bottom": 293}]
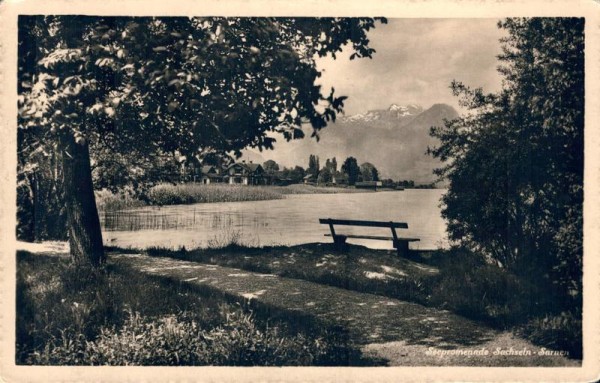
[{"left": 315, "top": 18, "right": 507, "bottom": 115}]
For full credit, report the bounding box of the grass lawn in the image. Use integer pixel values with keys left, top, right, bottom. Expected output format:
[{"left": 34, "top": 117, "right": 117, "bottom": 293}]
[
  {"left": 112, "top": 252, "right": 579, "bottom": 367},
  {"left": 140, "top": 242, "right": 582, "bottom": 360},
  {"left": 16, "top": 241, "right": 582, "bottom": 366},
  {"left": 16, "top": 250, "right": 382, "bottom": 366}
]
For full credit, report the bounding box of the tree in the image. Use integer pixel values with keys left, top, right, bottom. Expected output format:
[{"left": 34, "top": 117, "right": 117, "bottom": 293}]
[
  {"left": 429, "top": 18, "right": 583, "bottom": 300},
  {"left": 17, "top": 127, "right": 68, "bottom": 242},
  {"left": 200, "top": 152, "right": 233, "bottom": 169},
  {"left": 397, "top": 180, "right": 414, "bottom": 188},
  {"left": 317, "top": 167, "right": 332, "bottom": 184},
  {"left": 336, "top": 172, "right": 348, "bottom": 185},
  {"left": 262, "top": 159, "right": 280, "bottom": 174},
  {"left": 307, "top": 154, "right": 320, "bottom": 177},
  {"left": 289, "top": 166, "right": 306, "bottom": 184},
  {"left": 360, "top": 162, "right": 379, "bottom": 182},
  {"left": 381, "top": 178, "right": 395, "bottom": 188},
  {"left": 324, "top": 157, "right": 337, "bottom": 173},
  {"left": 372, "top": 168, "right": 379, "bottom": 182},
  {"left": 341, "top": 157, "right": 360, "bottom": 186},
  {"left": 18, "top": 16, "right": 387, "bottom": 266},
  {"left": 323, "top": 157, "right": 338, "bottom": 184}
]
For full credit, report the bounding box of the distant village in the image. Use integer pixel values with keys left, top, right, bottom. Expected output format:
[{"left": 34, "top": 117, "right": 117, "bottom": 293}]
[{"left": 177, "top": 154, "right": 433, "bottom": 190}]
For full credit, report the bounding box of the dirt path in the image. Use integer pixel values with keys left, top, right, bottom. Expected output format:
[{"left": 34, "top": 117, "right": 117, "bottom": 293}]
[{"left": 112, "top": 253, "right": 579, "bottom": 367}]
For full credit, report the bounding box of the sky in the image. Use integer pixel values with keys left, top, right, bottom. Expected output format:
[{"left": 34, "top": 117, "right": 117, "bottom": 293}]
[
  {"left": 244, "top": 18, "right": 509, "bottom": 168},
  {"left": 314, "top": 18, "right": 507, "bottom": 115}
]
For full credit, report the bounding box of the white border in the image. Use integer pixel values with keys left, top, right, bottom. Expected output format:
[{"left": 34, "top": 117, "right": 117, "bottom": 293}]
[{"left": 1, "top": 1, "right": 599, "bottom": 382}]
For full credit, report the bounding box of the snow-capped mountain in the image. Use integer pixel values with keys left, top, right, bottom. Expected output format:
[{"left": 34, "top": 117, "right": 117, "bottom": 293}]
[
  {"left": 340, "top": 104, "right": 424, "bottom": 124},
  {"left": 388, "top": 103, "right": 424, "bottom": 116},
  {"left": 243, "top": 103, "right": 459, "bottom": 183}
]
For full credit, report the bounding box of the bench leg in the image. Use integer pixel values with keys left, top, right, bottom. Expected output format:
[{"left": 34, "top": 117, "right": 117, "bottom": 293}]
[
  {"left": 394, "top": 240, "right": 409, "bottom": 258},
  {"left": 333, "top": 235, "right": 348, "bottom": 251}
]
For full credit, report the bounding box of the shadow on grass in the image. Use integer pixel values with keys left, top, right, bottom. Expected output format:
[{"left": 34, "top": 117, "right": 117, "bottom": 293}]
[
  {"left": 17, "top": 250, "right": 387, "bottom": 366},
  {"left": 108, "top": 243, "right": 582, "bottom": 359},
  {"left": 128, "top": 270, "right": 388, "bottom": 366},
  {"left": 113, "top": 248, "right": 498, "bottom": 351}
]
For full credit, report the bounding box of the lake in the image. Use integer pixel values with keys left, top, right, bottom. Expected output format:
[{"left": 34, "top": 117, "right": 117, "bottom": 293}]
[{"left": 101, "top": 189, "right": 448, "bottom": 251}]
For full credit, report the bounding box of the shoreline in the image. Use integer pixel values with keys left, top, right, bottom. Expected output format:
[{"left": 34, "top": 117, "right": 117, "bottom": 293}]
[
  {"left": 96, "top": 183, "right": 382, "bottom": 212},
  {"left": 96, "top": 183, "right": 444, "bottom": 212}
]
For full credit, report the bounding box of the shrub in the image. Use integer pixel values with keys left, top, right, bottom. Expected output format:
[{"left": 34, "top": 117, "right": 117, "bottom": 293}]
[
  {"left": 28, "top": 309, "right": 333, "bottom": 366},
  {"left": 95, "top": 189, "right": 146, "bottom": 211},
  {"left": 426, "top": 249, "right": 537, "bottom": 327},
  {"left": 519, "top": 311, "right": 582, "bottom": 359}
]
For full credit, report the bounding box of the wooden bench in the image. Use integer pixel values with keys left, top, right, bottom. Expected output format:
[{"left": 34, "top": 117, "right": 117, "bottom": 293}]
[{"left": 319, "top": 218, "right": 420, "bottom": 257}]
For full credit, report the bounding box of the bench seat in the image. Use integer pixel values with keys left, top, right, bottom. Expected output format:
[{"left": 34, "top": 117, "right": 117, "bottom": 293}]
[
  {"left": 324, "top": 234, "right": 420, "bottom": 242},
  {"left": 319, "top": 217, "right": 420, "bottom": 257}
]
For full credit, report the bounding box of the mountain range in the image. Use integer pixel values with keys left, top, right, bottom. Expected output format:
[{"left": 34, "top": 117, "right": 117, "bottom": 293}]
[{"left": 242, "top": 103, "right": 459, "bottom": 183}]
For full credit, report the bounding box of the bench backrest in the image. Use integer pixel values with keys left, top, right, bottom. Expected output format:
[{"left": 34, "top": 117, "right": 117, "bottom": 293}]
[{"left": 319, "top": 218, "right": 408, "bottom": 229}]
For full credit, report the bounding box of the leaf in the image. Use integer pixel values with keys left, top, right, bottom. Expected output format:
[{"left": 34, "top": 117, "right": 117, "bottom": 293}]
[{"left": 167, "top": 101, "right": 179, "bottom": 112}]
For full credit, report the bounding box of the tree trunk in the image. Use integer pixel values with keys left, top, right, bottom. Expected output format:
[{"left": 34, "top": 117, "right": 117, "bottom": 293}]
[{"left": 60, "top": 134, "right": 105, "bottom": 266}]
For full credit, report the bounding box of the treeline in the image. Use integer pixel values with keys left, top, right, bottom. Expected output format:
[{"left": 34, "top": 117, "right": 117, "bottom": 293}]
[{"left": 263, "top": 155, "right": 423, "bottom": 187}]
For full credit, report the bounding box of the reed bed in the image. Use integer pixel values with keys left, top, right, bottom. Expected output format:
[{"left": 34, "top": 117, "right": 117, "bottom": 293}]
[
  {"left": 101, "top": 208, "right": 238, "bottom": 232},
  {"left": 95, "top": 189, "right": 146, "bottom": 212},
  {"left": 148, "top": 183, "right": 284, "bottom": 205},
  {"left": 272, "top": 184, "right": 369, "bottom": 195},
  {"left": 97, "top": 183, "right": 367, "bottom": 213}
]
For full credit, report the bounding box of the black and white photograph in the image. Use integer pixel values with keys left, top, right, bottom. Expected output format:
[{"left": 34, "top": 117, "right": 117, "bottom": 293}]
[{"left": 1, "top": 0, "right": 600, "bottom": 381}]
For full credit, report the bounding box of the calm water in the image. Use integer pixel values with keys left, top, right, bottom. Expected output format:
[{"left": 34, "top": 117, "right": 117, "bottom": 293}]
[{"left": 101, "top": 189, "right": 448, "bottom": 250}]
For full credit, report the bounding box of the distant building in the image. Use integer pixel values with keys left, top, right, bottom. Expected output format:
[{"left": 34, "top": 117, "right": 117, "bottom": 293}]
[
  {"left": 198, "top": 165, "right": 223, "bottom": 184},
  {"left": 179, "top": 157, "right": 201, "bottom": 182},
  {"left": 269, "top": 171, "right": 294, "bottom": 186},
  {"left": 303, "top": 174, "right": 316, "bottom": 184},
  {"left": 178, "top": 158, "right": 275, "bottom": 186},
  {"left": 225, "top": 161, "right": 266, "bottom": 185}
]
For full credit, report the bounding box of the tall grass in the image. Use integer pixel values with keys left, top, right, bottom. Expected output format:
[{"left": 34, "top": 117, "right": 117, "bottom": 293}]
[
  {"left": 272, "top": 184, "right": 368, "bottom": 195},
  {"left": 96, "top": 183, "right": 369, "bottom": 212},
  {"left": 95, "top": 189, "right": 146, "bottom": 211},
  {"left": 148, "top": 183, "right": 284, "bottom": 205},
  {"left": 205, "top": 229, "right": 261, "bottom": 249}
]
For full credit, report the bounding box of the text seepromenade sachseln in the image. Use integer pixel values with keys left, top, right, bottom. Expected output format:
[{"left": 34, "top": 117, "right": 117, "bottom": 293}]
[{"left": 425, "top": 347, "right": 569, "bottom": 357}]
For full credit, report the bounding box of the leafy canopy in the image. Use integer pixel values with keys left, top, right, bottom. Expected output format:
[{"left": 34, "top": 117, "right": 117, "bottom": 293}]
[
  {"left": 18, "top": 16, "right": 387, "bottom": 190},
  {"left": 429, "top": 18, "right": 584, "bottom": 299},
  {"left": 341, "top": 156, "right": 360, "bottom": 185}
]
